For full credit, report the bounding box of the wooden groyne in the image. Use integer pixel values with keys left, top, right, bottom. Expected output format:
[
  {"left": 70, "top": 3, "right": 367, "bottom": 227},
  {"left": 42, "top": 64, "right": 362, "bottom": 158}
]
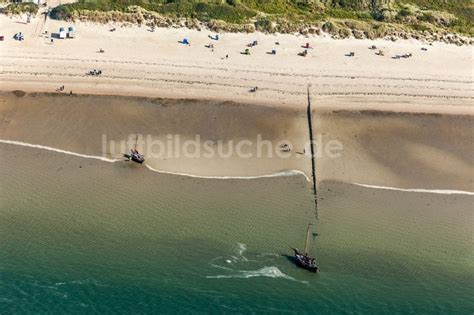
[{"left": 306, "top": 85, "right": 318, "bottom": 219}]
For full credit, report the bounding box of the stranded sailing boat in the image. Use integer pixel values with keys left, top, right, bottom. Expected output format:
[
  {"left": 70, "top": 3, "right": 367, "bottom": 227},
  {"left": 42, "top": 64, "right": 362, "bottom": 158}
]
[
  {"left": 124, "top": 135, "right": 145, "bottom": 164},
  {"left": 291, "top": 85, "right": 320, "bottom": 272},
  {"left": 291, "top": 224, "right": 319, "bottom": 272}
]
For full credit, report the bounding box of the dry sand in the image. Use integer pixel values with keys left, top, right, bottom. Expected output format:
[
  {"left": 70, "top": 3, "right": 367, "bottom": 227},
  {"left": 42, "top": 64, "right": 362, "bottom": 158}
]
[{"left": 0, "top": 14, "right": 473, "bottom": 107}]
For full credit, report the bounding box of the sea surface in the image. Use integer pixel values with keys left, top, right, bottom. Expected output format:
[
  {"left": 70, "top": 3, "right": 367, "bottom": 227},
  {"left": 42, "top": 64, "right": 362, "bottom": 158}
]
[{"left": 1, "top": 144, "right": 473, "bottom": 314}]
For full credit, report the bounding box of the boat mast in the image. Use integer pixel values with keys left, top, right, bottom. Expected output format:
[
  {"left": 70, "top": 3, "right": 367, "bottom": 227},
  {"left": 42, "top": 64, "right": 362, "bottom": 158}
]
[
  {"left": 304, "top": 223, "right": 313, "bottom": 254},
  {"left": 134, "top": 135, "right": 138, "bottom": 151},
  {"left": 306, "top": 85, "right": 318, "bottom": 219}
]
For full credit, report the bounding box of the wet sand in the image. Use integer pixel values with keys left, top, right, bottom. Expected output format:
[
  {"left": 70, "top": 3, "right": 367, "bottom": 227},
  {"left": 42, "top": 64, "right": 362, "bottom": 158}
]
[
  {"left": 317, "top": 102, "right": 474, "bottom": 191},
  {"left": 0, "top": 91, "right": 472, "bottom": 192}
]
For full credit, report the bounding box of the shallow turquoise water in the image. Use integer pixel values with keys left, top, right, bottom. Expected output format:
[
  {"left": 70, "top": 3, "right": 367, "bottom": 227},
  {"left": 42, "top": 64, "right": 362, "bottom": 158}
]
[{"left": 1, "top": 144, "right": 473, "bottom": 314}]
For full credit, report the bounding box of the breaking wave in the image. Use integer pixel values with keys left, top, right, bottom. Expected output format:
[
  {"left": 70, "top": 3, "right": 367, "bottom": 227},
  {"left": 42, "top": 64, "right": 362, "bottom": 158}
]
[
  {"left": 0, "top": 139, "right": 309, "bottom": 181},
  {"left": 206, "top": 266, "right": 306, "bottom": 283},
  {"left": 145, "top": 165, "right": 309, "bottom": 181},
  {"left": 3, "top": 139, "right": 472, "bottom": 196},
  {"left": 207, "top": 243, "right": 308, "bottom": 284}
]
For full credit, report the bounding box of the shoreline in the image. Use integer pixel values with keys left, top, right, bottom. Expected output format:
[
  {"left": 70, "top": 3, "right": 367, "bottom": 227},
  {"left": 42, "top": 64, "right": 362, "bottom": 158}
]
[
  {"left": 2, "top": 127, "right": 472, "bottom": 313},
  {"left": 2, "top": 139, "right": 474, "bottom": 195}
]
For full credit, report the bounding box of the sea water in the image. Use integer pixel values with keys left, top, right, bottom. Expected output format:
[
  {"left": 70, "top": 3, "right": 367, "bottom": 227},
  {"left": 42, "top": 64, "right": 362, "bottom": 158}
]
[{"left": 0, "top": 144, "right": 473, "bottom": 313}]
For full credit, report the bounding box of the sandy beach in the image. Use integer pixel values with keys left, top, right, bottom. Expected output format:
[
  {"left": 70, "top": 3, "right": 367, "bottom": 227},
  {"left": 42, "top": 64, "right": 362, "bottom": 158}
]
[
  {"left": 0, "top": 13, "right": 473, "bottom": 108},
  {"left": 0, "top": 12, "right": 473, "bottom": 191}
]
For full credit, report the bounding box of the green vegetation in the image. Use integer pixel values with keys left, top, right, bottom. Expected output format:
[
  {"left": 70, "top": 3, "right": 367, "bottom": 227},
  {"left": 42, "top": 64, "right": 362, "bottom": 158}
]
[
  {"left": 51, "top": 0, "right": 256, "bottom": 23},
  {"left": 49, "top": 0, "right": 473, "bottom": 37},
  {"left": 1, "top": 2, "right": 38, "bottom": 15}
]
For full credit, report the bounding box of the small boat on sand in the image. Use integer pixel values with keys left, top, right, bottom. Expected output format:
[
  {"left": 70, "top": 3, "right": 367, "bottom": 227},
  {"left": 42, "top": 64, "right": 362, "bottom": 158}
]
[
  {"left": 124, "top": 135, "right": 145, "bottom": 164},
  {"left": 124, "top": 148, "right": 145, "bottom": 164}
]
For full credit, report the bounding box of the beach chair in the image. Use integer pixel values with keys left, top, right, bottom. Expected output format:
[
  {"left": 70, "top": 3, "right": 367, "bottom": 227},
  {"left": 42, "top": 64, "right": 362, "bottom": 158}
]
[
  {"left": 59, "top": 27, "right": 66, "bottom": 39},
  {"left": 67, "top": 26, "right": 75, "bottom": 38},
  {"left": 14, "top": 32, "right": 24, "bottom": 41}
]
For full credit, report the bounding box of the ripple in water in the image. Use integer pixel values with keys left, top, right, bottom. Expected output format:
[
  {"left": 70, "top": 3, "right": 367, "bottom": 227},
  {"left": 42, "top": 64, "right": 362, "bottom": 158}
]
[{"left": 207, "top": 243, "right": 308, "bottom": 284}]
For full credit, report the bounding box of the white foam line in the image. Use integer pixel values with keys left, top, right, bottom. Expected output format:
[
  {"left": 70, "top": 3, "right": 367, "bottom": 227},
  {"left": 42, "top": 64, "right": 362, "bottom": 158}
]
[
  {"left": 353, "top": 182, "right": 474, "bottom": 196},
  {"left": 0, "top": 139, "right": 119, "bottom": 163},
  {"left": 0, "top": 138, "right": 311, "bottom": 181},
  {"left": 145, "top": 164, "right": 311, "bottom": 181},
  {"left": 3, "top": 140, "right": 473, "bottom": 195}
]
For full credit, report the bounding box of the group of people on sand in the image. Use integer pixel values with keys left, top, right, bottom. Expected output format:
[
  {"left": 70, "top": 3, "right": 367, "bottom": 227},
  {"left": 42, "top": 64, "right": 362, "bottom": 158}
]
[
  {"left": 87, "top": 69, "right": 102, "bottom": 76},
  {"left": 181, "top": 32, "right": 315, "bottom": 60},
  {"left": 205, "top": 34, "right": 220, "bottom": 52},
  {"left": 393, "top": 52, "right": 413, "bottom": 59}
]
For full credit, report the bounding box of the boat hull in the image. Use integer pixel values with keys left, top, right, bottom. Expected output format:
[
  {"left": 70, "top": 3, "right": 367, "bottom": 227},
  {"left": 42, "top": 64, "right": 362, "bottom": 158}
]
[
  {"left": 123, "top": 154, "right": 145, "bottom": 164},
  {"left": 292, "top": 248, "right": 319, "bottom": 273}
]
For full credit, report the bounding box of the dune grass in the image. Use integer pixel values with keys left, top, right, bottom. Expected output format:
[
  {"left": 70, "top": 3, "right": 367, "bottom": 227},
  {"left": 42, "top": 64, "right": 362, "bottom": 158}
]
[
  {"left": 49, "top": 0, "right": 473, "bottom": 36},
  {"left": 2, "top": 2, "right": 38, "bottom": 15}
]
